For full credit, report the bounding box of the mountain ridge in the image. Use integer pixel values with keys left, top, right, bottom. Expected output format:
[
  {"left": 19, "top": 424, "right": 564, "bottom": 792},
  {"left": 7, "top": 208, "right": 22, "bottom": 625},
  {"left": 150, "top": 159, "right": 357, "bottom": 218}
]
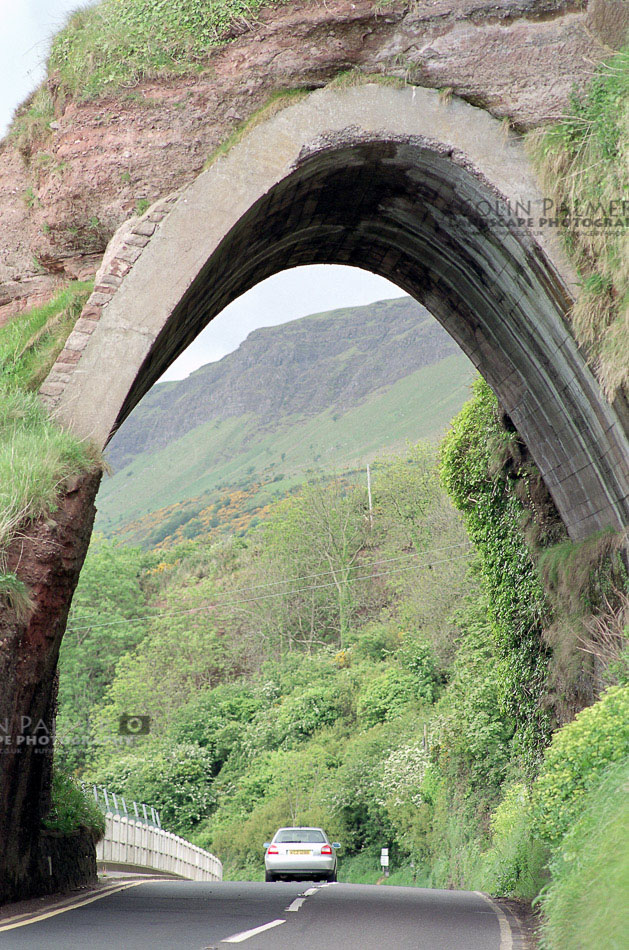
[
  {"left": 106, "top": 297, "right": 463, "bottom": 471},
  {"left": 98, "top": 297, "right": 475, "bottom": 543}
]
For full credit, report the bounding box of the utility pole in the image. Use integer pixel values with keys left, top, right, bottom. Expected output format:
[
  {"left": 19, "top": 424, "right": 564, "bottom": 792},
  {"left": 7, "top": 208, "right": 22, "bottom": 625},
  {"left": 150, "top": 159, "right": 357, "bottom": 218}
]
[{"left": 367, "top": 464, "right": 373, "bottom": 530}]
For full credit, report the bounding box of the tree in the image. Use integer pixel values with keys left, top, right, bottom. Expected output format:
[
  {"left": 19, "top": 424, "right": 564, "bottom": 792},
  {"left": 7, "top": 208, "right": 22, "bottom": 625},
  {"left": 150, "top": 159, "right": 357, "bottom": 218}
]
[
  {"left": 256, "top": 479, "right": 369, "bottom": 649},
  {"left": 56, "top": 535, "right": 150, "bottom": 770},
  {"left": 373, "top": 442, "right": 447, "bottom": 553}
]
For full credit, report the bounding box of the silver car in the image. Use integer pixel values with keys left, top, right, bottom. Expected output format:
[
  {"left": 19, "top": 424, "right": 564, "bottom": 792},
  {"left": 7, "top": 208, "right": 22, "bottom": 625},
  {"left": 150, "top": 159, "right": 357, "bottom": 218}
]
[{"left": 264, "top": 827, "right": 340, "bottom": 882}]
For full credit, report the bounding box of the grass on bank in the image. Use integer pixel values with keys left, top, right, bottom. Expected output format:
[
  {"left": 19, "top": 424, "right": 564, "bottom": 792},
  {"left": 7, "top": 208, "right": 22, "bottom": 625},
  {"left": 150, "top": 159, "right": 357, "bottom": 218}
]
[
  {"left": 540, "top": 758, "right": 629, "bottom": 950},
  {"left": 46, "top": 0, "right": 286, "bottom": 101},
  {"left": 0, "top": 386, "right": 94, "bottom": 615},
  {"left": 0, "top": 281, "right": 92, "bottom": 391},
  {"left": 0, "top": 282, "right": 97, "bottom": 615},
  {"left": 528, "top": 45, "right": 629, "bottom": 398}
]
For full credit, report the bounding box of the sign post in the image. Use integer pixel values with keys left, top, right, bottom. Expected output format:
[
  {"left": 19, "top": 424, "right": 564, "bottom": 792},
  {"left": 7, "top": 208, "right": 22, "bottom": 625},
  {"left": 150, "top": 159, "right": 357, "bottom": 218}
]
[{"left": 380, "top": 847, "right": 389, "bottom": 878}]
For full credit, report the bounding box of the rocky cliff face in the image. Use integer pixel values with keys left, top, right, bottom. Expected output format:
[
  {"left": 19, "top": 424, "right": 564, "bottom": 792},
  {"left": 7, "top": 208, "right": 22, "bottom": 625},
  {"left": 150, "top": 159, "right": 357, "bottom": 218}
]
[
  {"left": 0, "top": 0, "right": 623, "bottom": 326},
  {"left": 105, "top": 296, "right": 461, "bottom": 470}
]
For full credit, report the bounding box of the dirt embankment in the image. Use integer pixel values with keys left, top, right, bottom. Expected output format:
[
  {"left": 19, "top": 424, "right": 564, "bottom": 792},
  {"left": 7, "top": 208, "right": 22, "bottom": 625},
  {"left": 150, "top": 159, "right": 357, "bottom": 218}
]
[{"left": 0, "top": 0, "right": 619, "bottom": 325}]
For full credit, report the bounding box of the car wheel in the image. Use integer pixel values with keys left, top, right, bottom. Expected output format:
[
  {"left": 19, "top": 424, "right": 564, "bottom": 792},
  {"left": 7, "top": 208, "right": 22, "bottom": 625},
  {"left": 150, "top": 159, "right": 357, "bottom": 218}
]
[
  {"left": 265, "top": 871, "right": 276, "bottom": 882},
  {"left": 326, "top": 870, "right": 337, "bottom": 883}
]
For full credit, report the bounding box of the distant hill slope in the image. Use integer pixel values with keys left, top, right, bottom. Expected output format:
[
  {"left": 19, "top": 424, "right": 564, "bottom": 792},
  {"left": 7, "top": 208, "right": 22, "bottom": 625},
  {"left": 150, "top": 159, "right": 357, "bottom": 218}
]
[
  {"left": 106, "top": 298, "right": 464, "bottom": 469},
  {"left": 97, "top": 298, "right": 475, "bottom": 544}
]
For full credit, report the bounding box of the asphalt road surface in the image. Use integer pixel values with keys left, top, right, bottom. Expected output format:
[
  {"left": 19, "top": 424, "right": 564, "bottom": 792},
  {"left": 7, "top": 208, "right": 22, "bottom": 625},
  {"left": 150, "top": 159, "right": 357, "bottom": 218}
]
[{"left": 0, "top": 880, "right": 523, "bottom": 949}]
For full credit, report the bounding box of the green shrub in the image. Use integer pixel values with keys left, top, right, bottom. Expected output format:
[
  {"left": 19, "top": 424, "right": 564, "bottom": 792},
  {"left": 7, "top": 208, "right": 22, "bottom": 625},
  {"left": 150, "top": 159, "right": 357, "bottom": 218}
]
[
  {"left": 377, "top": 741, "right": 435, "bottom": 860},
  {"left": 434, "top": 600, "right": 513, "bottom": 797},
  {"left": 349, "top": 622, "right": 399, "bottom": 662},
  {"left": 399, "top": 637, "right": 440, "bottom": 702},
  {"left": 271, "top": 681, "right": 353, "bottom": 746},
  {"left": 43, "top": 769, "right": 106, "bottom": 839},
  {"left": 88, "top": 744, "right": 217, "bottom": 836},
  {"left": 170, "top": 682, "right": 262, "bottom": 773},
  {"left": 328, "top": 723, "right": 400, "bottom": 854},
  {"left": 357, "top": 668, "right": 419, "bottom": 725},
  {"left": 540, "top": 758, "right": 629, "bottom": 950},
  {"left": 56, "top": 536, "right": 151, "bottom": 772},
  {"left": 201, "top": 741, "right": 341, "bottom": 868},
  {"left": 532, "top": 684, "right": 629, "bottom": 844}
]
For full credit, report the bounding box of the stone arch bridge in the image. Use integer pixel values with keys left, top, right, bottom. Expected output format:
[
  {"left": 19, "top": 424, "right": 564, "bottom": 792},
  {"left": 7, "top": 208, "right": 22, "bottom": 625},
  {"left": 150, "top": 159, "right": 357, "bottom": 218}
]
[
  {"left": 1, "top": 17, "right": 628, "bottom": 902},
  {"left": 40, "top": 84, "right": 629, "bottom": 536}
]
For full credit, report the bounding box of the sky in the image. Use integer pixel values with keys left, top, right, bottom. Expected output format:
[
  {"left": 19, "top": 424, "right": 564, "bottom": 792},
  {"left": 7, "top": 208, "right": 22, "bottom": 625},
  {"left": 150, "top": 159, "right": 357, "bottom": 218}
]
[
  {"left": 0, "top": 0, "right": 90, "bottom": 140},
  {"left": 0, "top": 1, "right": 407, "bottom": 381}
]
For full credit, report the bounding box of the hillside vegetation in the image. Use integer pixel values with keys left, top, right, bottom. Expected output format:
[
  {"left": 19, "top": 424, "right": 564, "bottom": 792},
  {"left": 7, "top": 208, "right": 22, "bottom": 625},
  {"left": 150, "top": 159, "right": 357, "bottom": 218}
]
[
  {"left": 48, "top": 0, "right": 284, "bottom": 100},
  {"left": 57, "top": 381, "right": 628, "bottom": 948}
]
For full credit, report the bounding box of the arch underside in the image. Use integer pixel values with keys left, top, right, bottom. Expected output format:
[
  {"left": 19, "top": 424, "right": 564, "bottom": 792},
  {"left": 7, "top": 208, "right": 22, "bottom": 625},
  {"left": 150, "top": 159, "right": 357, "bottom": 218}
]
[{"left": 125, "top": 139, "right": 628, "bottom": 539}]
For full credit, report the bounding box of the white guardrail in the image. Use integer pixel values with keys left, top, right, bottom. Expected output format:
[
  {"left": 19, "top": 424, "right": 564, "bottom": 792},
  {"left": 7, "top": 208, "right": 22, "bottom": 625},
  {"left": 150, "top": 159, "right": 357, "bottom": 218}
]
[
  {"left": 96, "top": 813, "right": 222, "bottom": 881},
  {"left": 88, "top": 784, "right": 162, "bottom": 828}
]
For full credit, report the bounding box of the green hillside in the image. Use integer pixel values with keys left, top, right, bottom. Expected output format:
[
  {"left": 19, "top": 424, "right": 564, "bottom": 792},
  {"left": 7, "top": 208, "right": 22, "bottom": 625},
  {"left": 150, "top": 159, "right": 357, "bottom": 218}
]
[
  {"left": 96, "top": 298, "right": 475, "bottom": 543},
  {"left": 97, "top": 354, "right": 473, "bottom": 542}
]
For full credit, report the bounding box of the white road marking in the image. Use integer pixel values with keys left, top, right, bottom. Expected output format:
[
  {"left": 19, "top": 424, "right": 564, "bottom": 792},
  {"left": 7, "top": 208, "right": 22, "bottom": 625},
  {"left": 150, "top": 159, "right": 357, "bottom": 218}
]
[
  {"left": 302, "top": 886, "right": 320, "bottom": 896},
  {"left": 474, "top": 892, "right": 513, "bottom": 950},
  {"left": 221, "top": 918, "right": 286, "bottom": 943},
  {"left": 285, "top": 898, "right": 305, "bottom": 912}
]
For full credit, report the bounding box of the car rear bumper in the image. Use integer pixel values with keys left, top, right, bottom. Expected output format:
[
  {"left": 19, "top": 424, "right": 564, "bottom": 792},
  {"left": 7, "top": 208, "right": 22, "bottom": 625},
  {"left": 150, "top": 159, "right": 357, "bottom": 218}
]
[{"left": 265, "top": 855, "right": 336, "bottom": 875}]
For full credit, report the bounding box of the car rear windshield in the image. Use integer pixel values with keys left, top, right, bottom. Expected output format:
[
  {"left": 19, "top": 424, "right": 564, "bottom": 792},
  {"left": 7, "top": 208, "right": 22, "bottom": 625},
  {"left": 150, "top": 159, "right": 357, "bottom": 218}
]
[{"left": 275, "top": 829, "right": 326, "bottom": 843}]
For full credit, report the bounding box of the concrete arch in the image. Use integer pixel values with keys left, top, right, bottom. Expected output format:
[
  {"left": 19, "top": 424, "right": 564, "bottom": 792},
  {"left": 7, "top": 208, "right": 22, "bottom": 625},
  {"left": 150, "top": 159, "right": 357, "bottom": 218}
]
[{"left": 41, "top": 83, "right": 629, "bottom": 539}]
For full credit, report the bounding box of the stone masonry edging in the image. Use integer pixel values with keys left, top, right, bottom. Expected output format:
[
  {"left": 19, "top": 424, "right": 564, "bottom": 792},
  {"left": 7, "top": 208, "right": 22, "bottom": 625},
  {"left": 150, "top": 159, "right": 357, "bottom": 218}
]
[{"left": 39, "top": 192, "right": 181, "bottom": 412}]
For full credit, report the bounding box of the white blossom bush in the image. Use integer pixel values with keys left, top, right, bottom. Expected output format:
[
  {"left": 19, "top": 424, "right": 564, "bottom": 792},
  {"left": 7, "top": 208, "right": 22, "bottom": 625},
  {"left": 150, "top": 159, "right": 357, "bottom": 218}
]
[{"left": 378, "top": 742, "right": 430, "bottom": 809}]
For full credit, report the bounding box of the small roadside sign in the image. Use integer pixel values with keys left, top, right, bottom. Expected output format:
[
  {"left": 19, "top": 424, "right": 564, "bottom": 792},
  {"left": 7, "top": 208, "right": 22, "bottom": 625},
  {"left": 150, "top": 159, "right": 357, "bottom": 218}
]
[{"left": 380, "top": 848, "right": 389, "bottom": 868}]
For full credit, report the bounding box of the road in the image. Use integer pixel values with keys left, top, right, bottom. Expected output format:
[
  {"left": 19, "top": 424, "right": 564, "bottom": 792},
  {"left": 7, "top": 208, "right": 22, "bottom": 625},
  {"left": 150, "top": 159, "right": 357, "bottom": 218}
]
[{"left": 0, "top": 880, "right": 524, "bottom": 949}]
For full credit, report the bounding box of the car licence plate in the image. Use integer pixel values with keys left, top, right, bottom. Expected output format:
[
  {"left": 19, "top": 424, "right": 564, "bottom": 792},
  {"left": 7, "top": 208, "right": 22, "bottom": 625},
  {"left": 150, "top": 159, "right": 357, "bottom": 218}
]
[{"left": 289, "top": 849, "right": 310, "bottom": 854}]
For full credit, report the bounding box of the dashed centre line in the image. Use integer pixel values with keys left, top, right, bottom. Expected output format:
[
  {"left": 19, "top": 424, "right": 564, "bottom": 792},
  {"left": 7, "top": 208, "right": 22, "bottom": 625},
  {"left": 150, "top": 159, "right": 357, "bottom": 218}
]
[
  {"left": 285, "top": 898, "right": 305, "bottom": 912},
  {"left": 221, "top": 883, "right": 328, "bottom": 943},
  {"left": 221, "top": 918, "right": 286, "bottom": 943}
]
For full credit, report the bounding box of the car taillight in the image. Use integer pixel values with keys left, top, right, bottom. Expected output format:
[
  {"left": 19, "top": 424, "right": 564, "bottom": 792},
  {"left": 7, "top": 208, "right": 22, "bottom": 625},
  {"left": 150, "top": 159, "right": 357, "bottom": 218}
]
[
  {"left": 320, "top": 845, "right": 333, "bottom": 855},
  {"left": 267, "top": 846, "right": 279, "bottom": 855}
]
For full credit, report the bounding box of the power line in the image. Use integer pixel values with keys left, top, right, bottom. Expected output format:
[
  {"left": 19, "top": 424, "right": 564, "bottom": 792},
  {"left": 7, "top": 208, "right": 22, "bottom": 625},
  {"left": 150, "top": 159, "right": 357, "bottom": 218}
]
[
  {"left": 217, "top": 540, "right": 472, "bottom": 597},
  {"left": 209, "top": 553, "right": 473, "bottom": 613},
  {"left": 195, "top": 540, "right": 471, "bottom": 594},
  {"left": 66, "top": 541, "right": 469, "bottom": 630},
  {"left": 66, "top": 545, "right": 473, "bottom": 633}
]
